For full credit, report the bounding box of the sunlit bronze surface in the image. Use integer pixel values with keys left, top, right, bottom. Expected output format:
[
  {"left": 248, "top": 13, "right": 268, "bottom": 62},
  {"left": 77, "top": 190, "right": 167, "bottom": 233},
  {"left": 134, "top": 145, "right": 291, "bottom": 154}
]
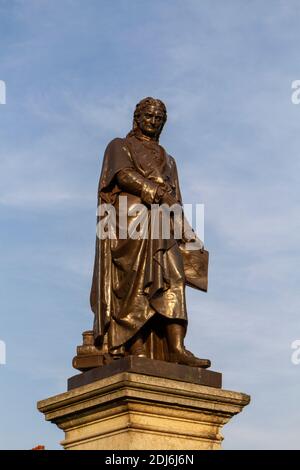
[{"left": 76, "top": 98, "right": 210, "bottom": 370}]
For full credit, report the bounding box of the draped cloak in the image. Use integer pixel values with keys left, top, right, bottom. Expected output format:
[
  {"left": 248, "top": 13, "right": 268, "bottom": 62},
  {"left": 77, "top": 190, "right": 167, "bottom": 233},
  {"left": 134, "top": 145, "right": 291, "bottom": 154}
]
[{"left": 90, "top": 135, "right": 207, "bottom": 358}]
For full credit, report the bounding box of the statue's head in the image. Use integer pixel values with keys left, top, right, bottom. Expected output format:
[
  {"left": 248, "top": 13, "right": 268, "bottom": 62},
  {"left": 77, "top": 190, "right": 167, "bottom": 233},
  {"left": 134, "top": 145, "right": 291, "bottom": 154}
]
[{"left": 130, "top": 97, "right": 167, "bottom": 141}]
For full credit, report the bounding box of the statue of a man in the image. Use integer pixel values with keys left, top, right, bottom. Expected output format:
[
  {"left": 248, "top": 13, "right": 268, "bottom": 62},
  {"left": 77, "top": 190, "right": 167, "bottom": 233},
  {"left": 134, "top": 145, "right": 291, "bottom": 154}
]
[{"left": 90, "top": 97, "right": 210, "bottom": 368}]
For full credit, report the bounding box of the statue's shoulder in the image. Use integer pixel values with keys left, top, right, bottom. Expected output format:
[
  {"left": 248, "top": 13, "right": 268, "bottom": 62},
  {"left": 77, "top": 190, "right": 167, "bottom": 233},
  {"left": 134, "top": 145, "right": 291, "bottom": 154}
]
[
  {"left": 165, "top": 152, "right": 177, "bottom": 168},
  {"left": 158, "top": 142, "right": 175, "bottom": 164},
  {"left": 105, "top": 137, "right": 127, "bottom": 153}
]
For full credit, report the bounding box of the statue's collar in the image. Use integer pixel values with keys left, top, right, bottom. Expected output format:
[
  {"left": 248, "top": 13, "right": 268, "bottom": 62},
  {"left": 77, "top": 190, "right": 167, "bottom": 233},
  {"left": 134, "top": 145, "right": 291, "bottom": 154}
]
[{"left": 130, "top": 132, "right": 159, "bottom": 144}]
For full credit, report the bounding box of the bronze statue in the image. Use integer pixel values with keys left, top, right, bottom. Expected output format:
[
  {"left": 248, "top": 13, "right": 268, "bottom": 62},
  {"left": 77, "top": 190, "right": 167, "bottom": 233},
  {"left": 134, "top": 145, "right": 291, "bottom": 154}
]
[{"left": 74, "top": 97, "right": 211, "bottom": 371}]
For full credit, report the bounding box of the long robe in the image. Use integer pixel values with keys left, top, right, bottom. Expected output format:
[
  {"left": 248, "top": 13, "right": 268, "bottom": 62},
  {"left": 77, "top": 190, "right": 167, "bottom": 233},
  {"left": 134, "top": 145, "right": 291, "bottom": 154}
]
[{"left": 90, "top": 134, "right": 207, "bottom": 359}]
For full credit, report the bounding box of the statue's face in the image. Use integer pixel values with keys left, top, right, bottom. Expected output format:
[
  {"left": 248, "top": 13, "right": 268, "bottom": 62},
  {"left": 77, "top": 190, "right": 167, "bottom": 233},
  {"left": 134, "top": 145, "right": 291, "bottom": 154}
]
[{"left": 137, "top": 105, "right": 165, "bottom": 138}]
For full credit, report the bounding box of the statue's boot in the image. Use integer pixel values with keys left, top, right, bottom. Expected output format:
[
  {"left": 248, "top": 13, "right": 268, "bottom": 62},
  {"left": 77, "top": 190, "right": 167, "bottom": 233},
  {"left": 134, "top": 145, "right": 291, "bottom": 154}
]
[
  {"left": 166, "top": 322, "right": 211, "bottom": 368},
  {"left": 169, "top": 350, "right": 211, "bottom": 368}
]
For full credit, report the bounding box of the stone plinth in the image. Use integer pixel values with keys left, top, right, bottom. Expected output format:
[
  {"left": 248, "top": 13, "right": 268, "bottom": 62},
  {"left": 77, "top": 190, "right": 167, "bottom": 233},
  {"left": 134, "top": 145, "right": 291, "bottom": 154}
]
[
  {"left": 68, "top": 356, "right": 222, "bottom": 390},
  {"left": 37, "top": 357, "right": 250, "bottom": 450}
]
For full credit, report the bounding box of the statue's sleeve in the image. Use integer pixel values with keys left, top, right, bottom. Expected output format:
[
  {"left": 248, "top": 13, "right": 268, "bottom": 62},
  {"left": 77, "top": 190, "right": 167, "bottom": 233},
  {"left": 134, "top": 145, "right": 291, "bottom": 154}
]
[
  {"left": 99, "top": 138, "right": 161, "bottom": 205},
  {"left": 116, "top": 168, "right": 160, "bottom": 205},
  {"left": 170, "top": 156, "right": 183, "bottom": 204},
  {"left": 98, "top": 138, "right": 134, "bottom": 197}
]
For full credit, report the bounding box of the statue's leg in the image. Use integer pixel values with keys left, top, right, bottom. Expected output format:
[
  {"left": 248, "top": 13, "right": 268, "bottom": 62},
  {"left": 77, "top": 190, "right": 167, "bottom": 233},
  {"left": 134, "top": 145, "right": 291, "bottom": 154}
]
[
  {"left": 166, "top": 320, "right": 211, "bottom": 368},
  {"left": 127, "top": 333, "right": 147, "bottom": 357}
]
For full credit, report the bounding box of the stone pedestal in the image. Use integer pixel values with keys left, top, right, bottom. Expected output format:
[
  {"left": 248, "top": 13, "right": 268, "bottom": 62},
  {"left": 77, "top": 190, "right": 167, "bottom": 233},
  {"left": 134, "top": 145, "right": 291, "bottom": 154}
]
[{"left": 37, "top": 357, "right": 250, "bottom": 450}]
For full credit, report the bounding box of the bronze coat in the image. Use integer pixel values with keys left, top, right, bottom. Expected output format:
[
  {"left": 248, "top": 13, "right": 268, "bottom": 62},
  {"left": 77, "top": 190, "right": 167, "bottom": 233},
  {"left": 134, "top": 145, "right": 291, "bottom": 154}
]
[{"left": 90, "top": 135, "right": 206, "bottom": 354}]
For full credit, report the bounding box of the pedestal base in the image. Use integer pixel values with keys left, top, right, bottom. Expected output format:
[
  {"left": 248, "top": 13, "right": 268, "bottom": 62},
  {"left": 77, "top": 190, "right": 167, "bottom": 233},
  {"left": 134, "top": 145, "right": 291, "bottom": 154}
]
[
  {"left": 68, "top": 356, "right": 222, "bottom": 390},
  {"left": 37, "top": 358, "right": 250, "bottom": 450}
]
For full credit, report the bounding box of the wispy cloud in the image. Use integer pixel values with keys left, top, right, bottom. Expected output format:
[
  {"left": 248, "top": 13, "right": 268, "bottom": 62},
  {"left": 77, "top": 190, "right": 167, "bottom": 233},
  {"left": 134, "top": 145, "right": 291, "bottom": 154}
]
[{"left": 1, "top": 0, "right": 300, "bottom": 450}]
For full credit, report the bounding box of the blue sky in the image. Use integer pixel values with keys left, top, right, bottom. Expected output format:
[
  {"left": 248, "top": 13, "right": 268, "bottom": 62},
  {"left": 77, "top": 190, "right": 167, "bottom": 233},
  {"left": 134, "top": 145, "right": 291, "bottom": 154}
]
[{"left": 1, "top": 0, "right": 300, "bottom": 449}]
